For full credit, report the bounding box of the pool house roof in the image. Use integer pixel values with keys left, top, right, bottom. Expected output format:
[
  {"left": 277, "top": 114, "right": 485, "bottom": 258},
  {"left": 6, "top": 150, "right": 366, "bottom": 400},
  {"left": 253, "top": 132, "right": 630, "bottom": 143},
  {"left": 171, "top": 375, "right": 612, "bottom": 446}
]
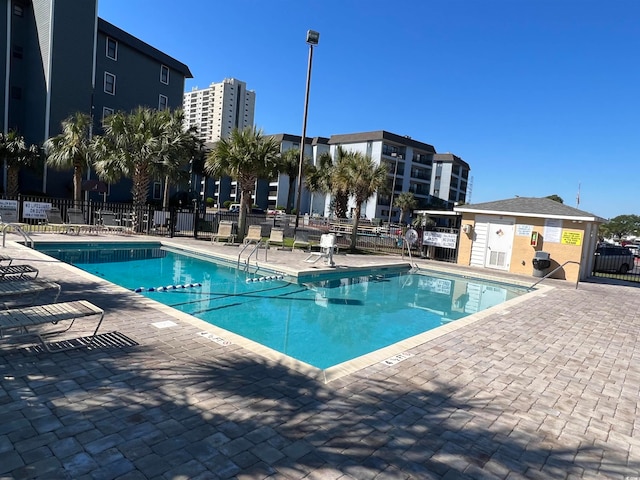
[{"left": 454, "top": 197, "right": 606, "bottom": 223}]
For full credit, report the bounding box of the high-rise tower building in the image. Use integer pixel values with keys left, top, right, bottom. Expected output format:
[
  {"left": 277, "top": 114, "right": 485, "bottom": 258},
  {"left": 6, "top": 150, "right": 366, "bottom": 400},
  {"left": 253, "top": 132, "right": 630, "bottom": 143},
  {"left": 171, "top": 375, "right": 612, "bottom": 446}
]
[{"left": 183, "top": 78, "right": 255, "bottom": 143}]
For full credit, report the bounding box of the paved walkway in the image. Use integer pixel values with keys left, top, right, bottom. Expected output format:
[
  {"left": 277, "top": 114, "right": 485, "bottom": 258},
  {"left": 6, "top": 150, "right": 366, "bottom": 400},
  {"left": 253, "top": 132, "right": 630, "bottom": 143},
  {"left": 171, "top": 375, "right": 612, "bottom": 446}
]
[{"left": 1, "top": 233, "right": 639, "bottom": 479}]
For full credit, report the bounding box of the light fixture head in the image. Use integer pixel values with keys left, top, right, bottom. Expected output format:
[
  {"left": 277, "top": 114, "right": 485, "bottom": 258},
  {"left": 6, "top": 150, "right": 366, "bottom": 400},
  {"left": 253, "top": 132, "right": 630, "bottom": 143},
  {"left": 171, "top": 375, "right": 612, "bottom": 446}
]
[{"left": 306, "top": 30, "right": 320, "bottom": 45}]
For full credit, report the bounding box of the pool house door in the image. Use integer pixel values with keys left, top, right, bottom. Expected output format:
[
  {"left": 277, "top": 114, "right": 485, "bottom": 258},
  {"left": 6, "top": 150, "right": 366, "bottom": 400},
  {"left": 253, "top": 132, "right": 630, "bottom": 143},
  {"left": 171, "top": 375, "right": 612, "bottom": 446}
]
[{"left": 484, "top": 218, "right": 515, "bottom": 270}]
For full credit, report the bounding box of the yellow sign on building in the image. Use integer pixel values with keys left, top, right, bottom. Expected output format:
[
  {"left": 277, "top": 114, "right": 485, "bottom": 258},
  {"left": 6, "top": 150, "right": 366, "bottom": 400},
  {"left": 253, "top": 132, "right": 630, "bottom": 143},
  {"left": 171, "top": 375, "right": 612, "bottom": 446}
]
[{"left": 561, "top": 230, "right": 583, "bottom": 246}]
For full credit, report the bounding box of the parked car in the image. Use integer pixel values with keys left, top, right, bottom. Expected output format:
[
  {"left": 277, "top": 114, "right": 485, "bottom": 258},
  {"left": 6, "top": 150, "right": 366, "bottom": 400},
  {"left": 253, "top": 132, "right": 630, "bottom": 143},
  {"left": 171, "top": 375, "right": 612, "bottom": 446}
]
[
  {"left": 625, "top": 244, "right": 640, "bottom": 257},
  {"left": 594, "top": 245, "right": 635, "bottom": 274}
]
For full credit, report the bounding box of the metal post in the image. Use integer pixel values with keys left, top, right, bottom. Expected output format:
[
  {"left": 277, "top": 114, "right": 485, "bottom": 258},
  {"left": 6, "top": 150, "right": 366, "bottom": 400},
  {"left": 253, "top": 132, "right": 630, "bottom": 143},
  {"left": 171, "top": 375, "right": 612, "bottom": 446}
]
[
  {"left": 294, "top": 30, "right": 319, "bottom": 233},
  {"left": 387, "top": 153, "right": 399, "bottom": 228}
]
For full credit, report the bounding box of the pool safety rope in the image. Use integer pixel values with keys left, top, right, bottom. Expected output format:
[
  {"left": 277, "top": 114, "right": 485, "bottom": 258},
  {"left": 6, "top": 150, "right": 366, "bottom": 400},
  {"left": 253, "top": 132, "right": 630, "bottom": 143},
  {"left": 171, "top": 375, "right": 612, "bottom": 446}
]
[
  {"left": 133, "top": 283, "right": 202, "bottom": 293},
  {"left": 246, "top": 275, "right": 284, "bottom": 283}
]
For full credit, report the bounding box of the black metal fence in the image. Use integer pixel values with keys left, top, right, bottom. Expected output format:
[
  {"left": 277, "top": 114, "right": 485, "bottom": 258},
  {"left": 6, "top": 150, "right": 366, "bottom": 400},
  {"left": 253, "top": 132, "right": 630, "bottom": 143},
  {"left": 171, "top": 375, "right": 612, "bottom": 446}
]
[{"left": 0, "top": 195, "right": 460, "bottom": 263}]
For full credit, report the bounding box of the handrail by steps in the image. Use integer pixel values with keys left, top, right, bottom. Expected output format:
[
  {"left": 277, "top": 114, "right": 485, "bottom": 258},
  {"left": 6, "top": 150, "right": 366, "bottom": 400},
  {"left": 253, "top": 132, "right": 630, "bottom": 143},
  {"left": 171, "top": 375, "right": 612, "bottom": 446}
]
[
  {"left": 237, "top": 240, "right": 263, "bottom": 272},
  {"left": 530, "top": 260, "right": 581, "bottom": 290},
  {"left": 2, "top": 223, "right": 34, "bottom": 249}
]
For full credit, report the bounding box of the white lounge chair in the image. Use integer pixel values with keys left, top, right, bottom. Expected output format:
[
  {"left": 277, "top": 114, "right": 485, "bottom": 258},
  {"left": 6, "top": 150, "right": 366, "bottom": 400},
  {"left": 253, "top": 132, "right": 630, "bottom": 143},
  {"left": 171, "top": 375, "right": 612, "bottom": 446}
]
[
  {"left": 243, "top": 225, "right": 263, "bottom": 245},
  {"left": 304, "top": 233, "right": 337, "bottom": 267},
  {"left": 0, "top": 300, "right": 104, "bottom": 352},
  {"left": 267, "top": 228, "right": 285, "bottom": 249},
  {"left": 212, "top": 221, "right": 236, "bottom": 244}
]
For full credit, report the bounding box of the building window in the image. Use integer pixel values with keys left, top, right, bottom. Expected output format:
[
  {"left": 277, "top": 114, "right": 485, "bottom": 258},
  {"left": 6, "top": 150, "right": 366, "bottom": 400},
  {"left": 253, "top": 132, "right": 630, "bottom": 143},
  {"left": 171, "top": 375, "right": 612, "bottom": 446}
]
[
  {"left": 102, "top": 107, "right": 114, "bottom": 122},
  {"left": 152, "top": 182, "right": 162, "bottom": 200},
  {"left": 106, "top": 37, "right": 117, "bottom": 60},
  {"left": 11, "top": 86, "right": 22, "bottom": 99},
  {"left": 104, "top": 72, "right": 116, "bottom": 95},
  {"left": 13, "top": 4, "right": 23, "bottom": 16},
  {"left": 160, "top": 65, "right": 169, "bottom": 84},
  {"left": 12, "top": 45, "right": 23, "bottom": 59},
  {"left": 158, "top": 94, "right": 168, "bottom": 110}
]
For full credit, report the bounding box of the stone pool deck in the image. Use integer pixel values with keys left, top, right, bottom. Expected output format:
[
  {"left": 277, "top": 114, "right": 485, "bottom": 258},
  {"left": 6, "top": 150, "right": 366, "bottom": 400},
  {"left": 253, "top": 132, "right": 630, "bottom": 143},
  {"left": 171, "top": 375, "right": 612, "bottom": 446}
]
[{"left": 1, "top": 233, "right": 639, "bottom": 479}]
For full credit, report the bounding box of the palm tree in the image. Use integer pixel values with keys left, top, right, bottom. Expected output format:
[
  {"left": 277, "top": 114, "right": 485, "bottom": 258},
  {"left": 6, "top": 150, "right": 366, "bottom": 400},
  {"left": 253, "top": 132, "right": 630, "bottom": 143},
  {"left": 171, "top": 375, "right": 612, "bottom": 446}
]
[
  {"left": 94, "top": 107, "right": 188, "bottom": 208},
  {"left": 278, "top": 148, "right": 302, "bottom": 214},
  {"left": 156, "top": 111, "right": 199, "bottom": 209},
  {"left": 0, "top": 131, "right": 39, "bottom": 197},
  {"left": 205, "top": 127, "right": 280, "bottom": 241},
  {"left": 44, "top": 112, "right": 93, "bottom": 205},
  {"left": 305, "top": 148, "right": 350, "bottom": 219},
  {"left": 333, "top": 151, "right": 388, "bottom": 251},
  {"left": 394, "top": 191, "right": 418, "bottom": 226}
]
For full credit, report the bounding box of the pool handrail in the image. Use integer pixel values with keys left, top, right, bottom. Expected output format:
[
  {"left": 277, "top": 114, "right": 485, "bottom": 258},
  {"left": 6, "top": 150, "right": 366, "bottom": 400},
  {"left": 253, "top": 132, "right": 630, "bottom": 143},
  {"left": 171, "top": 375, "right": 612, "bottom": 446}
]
[
  {"left": 530, "top": 260, "right": 581, "bottom": 290},
  {"left": 237, "top": 240, "right": 264, "bottom": 272},
  {"left": 2, "top": 222, "right": 34, "bottom": 249}
]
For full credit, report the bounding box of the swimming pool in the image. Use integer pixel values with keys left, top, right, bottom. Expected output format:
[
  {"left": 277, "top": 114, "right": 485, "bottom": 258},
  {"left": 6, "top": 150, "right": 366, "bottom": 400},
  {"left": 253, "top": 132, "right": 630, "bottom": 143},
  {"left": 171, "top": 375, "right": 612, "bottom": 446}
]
[{"left": 36, "top": 242, "right": 530, "bottom": 370}]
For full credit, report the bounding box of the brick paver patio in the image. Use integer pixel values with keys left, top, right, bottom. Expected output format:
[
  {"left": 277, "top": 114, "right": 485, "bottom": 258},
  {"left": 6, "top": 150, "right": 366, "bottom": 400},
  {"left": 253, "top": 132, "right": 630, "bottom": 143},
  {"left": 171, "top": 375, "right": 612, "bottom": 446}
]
[{"left": 0, "top": 235, "right": 639, "bottom": 479}]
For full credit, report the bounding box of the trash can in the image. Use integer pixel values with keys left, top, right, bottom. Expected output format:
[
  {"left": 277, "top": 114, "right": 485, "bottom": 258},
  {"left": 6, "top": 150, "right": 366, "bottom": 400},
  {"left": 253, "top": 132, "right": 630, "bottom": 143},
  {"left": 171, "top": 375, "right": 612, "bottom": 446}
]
[{"left": 532, "top": 251, "right": 551, "bottom": 277}]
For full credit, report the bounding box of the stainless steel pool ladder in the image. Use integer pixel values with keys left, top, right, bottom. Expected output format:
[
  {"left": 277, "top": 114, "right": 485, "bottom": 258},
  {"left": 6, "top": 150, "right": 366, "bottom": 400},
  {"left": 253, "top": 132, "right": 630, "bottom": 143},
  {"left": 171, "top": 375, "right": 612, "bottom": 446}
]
[
  {"left": 2, "top": 223, "right": 34, "bottom": 249},
  {"left": 237, "top": 240, "right": 264, "bottom": 273}
]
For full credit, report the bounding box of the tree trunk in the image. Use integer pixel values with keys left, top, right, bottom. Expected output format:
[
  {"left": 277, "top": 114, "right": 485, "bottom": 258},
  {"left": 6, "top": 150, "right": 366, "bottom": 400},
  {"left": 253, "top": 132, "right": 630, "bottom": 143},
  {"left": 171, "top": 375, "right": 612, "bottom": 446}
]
[
  {"left": 162, "top": 176, "right": 170, "bottom": 210},
  {"left": 132, "top": 163, "right": 150, "bottom": 207},
  {"left": 238, "top": 190, "right": 249, "bottom": 243},
  {"left": 73, "top": 165, "right": 83, "bottom": 207},
  {"left": 335, "top": 191, "right": 348, "bottom": 219},
  {"left": 350, "top": 203, "right": 362, "bottom": 251},
  {"left": 287, "top": 177, "right": 296, "bottom": 214},
  {"left": 6, "top": 165, "right": 19, "bottom": 198}
]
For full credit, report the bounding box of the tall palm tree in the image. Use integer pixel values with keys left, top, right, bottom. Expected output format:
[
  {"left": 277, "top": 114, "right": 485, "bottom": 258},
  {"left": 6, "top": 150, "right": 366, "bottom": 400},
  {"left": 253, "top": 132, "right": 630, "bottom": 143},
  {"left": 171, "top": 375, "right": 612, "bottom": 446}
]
[
  {"left": 205, "top": 127, "right": 280, "bottom": 241},
  {"left": 333, "top": 151, "right": 388, "bottom": 251},
  {"left": 44, "top": 112, "right": 93, "bottom": 205},
  {"left": 0, "top": 131, "right": 39, "bottom": 197},
  {"left": 395, "top": 191, "right": 417, "bottom": 226}
]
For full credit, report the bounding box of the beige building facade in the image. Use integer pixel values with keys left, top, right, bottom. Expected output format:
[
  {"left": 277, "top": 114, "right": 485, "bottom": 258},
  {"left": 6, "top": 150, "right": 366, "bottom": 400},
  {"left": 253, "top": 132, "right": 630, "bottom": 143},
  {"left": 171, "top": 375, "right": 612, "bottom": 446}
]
[{"left": 454, "top": 197, "right": 604, "bottom": 283}]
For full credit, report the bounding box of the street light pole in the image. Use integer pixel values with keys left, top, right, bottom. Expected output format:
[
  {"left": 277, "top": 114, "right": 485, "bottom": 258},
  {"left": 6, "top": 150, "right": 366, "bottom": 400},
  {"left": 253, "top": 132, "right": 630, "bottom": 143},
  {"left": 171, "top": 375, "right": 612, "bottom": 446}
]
[
  {"left": 387, "top": 152, "right": 400, "bottom": 228},
  {"left": 294, "top": 30, "right": 319, "bottom": 233}
]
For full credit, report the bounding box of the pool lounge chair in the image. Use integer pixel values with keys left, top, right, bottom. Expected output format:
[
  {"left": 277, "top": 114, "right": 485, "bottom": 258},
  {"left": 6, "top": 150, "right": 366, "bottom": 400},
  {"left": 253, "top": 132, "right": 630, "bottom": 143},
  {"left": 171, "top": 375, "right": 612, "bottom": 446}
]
[
  {"left": 67, "top": 208, "right": 100, "bottom": 234},
  {"left": 243, "top": 225, "right": 263, "bottom": 245},
  {"left": 0, "top": 279, "right": 61, "bottom": 308},
  {"left": 98, "top": 211, "right": 128, "bottom": 234},
  {"left": 292, "top": 230, "right": 311, "bottom": 252},
  {"left": 0, "top": 207, "right": 20, "bottom": 224},
  {"left": 45, "top": 207, "right": 70, "bottom": 234},
  {"left": 211, "top": 221, "right": 236, "bottom": 244},
  {"left": 266, "top": 228, "right": 285, "bottom": 249},
  {"left": 0, "top": 264, "right": 39, "bottom": 280},
  {"left": 304, "top": 233, "right": 337, "bottom": 267},
  {"left": 0, "top": 300, "right": 104, "bottom": 352}
]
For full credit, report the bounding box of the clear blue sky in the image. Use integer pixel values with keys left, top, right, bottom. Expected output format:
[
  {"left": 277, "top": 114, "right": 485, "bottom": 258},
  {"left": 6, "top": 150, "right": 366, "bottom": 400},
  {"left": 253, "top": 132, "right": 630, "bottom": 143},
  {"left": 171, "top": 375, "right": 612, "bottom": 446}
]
[{"left": 98, "top": 0, "right": 639, "bottom": 220}]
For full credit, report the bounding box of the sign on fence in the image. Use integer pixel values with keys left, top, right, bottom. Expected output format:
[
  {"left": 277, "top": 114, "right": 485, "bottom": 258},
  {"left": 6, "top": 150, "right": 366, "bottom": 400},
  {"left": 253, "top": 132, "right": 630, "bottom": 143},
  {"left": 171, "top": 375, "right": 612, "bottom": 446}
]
[
  {"left": 422, "top": 231, "right": 458, "bottom": 249},
  {"left": 23, "top": 201, "right": 52, "bottom": 220}
]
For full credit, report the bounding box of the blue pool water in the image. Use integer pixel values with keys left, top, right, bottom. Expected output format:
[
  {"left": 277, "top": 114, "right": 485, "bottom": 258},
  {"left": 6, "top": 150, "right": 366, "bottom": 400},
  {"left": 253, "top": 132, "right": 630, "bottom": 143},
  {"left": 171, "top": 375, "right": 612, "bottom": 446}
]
[{"left": 36, "top": 242, "right": 529, "bottom": 369}]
